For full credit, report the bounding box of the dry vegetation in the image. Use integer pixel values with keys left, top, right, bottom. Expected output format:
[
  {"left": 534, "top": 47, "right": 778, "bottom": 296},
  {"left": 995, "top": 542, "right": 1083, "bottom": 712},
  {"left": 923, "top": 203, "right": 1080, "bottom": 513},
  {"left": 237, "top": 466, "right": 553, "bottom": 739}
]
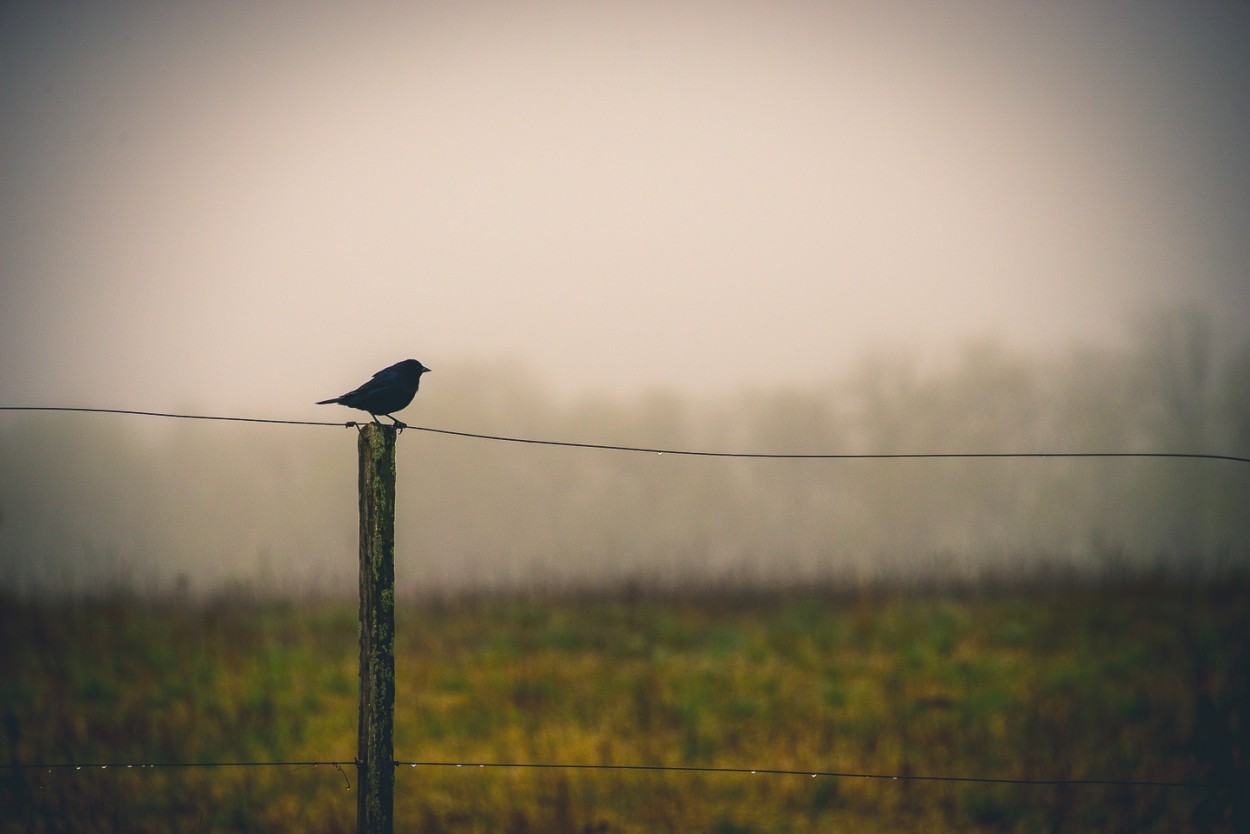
[{"left": 3, "top": 578, "right": 1246, "bottom": 833}]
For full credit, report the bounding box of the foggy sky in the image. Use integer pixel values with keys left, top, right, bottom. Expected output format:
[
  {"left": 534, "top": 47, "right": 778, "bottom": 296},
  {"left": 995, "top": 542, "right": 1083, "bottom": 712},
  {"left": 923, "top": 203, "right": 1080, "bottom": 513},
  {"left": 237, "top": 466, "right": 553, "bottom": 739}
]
[{"left": 3, "top": 1, "right": 1249, "bottom": 413}]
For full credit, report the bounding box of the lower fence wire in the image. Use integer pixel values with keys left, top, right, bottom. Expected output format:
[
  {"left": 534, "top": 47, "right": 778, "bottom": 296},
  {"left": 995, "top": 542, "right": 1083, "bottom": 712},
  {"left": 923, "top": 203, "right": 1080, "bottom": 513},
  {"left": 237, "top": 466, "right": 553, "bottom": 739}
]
[{"left": 3, "top": 760, "right": 1212, "bottom": 789}]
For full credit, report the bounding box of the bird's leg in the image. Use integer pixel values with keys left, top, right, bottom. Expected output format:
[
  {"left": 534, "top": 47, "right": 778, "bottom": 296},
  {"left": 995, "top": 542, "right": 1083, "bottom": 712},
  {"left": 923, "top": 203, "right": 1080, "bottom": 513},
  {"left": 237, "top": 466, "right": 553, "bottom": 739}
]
[
  {"left": 368, "top": 414, "right": 384, "bottom": 426},
  {"left": 385, "top": 414, "right": 408, "bottom": 432}
]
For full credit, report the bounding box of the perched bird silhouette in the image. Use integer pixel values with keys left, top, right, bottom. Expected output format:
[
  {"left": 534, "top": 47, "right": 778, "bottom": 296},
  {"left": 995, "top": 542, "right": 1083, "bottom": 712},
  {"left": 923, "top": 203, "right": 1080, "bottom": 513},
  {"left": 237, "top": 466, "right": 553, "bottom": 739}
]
[{"left": 317, "top": 359, "right": 430, "bottom": 427}]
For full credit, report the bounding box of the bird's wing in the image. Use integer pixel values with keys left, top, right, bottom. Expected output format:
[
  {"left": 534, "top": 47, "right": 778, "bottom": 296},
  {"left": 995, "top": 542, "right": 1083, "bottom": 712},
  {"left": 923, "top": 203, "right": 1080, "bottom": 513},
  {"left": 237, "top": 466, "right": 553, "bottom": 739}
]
[
  {"left": 371, "top": 362, "right": 404, "bottom": 379},
  {"left": 341, "top": 374, "right": 395, "bottom": 399}
]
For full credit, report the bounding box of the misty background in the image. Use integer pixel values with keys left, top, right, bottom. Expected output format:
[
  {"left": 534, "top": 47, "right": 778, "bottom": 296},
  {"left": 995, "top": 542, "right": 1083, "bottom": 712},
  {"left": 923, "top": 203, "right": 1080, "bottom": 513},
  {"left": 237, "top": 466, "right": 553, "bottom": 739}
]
[
  {"left": 3, "top": 306, "right": 1248, "bottom": 595},
  {"left": 2, "top": 2, "right": 1249, "bottom": 595}
]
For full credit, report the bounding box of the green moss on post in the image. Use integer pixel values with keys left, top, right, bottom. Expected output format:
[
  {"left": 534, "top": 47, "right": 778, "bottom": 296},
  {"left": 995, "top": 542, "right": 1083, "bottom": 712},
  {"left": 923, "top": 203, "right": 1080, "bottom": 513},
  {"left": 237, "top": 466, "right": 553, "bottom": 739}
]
[{"left": 357, "top": 424, "right": 396, "bottom": 834}]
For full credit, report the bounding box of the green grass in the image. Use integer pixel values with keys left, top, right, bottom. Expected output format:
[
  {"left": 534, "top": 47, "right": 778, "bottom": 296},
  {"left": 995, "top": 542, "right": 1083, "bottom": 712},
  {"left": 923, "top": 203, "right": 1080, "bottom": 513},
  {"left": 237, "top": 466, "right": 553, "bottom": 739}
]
[{"left": 2, "top": 581, "right": 1246, "bottom": 832}]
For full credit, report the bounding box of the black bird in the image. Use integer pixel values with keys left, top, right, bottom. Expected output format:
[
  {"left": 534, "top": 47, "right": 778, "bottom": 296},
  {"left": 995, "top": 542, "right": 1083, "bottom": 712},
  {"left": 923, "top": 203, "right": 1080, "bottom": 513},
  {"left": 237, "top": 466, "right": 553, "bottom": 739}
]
[{"left": 317, "top": 359, "right": 430, "bottom": 427}]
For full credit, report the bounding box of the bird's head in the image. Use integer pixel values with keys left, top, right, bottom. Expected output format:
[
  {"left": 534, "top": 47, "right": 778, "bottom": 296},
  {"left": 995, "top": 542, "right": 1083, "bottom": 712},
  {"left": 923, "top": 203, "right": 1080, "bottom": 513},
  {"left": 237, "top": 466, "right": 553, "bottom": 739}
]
[{"left": 398, "top": 358, "right": 430, "bottom": 382}]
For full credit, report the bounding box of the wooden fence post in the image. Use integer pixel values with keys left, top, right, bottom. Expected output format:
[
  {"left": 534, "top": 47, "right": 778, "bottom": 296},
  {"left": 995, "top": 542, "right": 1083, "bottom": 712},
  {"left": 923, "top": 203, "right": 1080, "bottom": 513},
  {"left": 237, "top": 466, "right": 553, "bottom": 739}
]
[{"left": 357, "top": 423, "right": 396, "bottom": 834}]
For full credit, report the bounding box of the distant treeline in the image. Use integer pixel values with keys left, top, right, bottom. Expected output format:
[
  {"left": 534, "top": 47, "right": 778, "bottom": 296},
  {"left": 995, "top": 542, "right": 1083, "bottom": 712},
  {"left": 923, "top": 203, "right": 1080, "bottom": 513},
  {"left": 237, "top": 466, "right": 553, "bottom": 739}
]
[{"left": 2, "top": 306, "right": 1247, "bottom": 596}]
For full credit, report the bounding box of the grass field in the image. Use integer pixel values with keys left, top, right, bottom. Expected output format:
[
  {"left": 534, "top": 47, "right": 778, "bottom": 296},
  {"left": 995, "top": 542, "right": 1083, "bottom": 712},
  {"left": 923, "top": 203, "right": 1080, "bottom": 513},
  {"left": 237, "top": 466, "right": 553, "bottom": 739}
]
[{"left": 2, "top": 579, "right": 1246, "bottom": 833}]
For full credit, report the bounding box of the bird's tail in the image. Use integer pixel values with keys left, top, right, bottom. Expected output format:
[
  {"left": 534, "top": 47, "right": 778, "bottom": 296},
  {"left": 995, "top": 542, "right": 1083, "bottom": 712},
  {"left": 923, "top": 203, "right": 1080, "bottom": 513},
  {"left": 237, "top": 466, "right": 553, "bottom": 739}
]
[{"left": 315, "top": 398, "right": 340, "bottom": 405}]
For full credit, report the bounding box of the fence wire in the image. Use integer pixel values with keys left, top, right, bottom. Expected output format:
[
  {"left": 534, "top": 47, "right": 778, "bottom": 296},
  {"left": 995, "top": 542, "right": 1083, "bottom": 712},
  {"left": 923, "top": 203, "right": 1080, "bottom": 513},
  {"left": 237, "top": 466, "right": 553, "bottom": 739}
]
[
  {"left": 2, "top": 760, "right": 1213, "bottom": 789},
  {"left": 2, "top": 405, "right": 1248, "bottom": 464}
]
